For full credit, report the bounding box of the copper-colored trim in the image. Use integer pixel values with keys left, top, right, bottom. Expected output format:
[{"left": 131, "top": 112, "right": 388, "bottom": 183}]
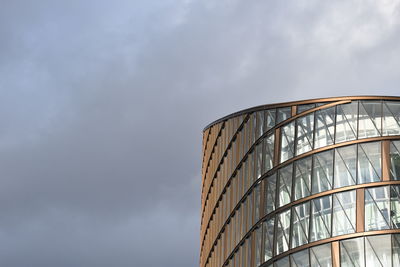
[
  {"left": 200, "top": 136, "right": 400, "bottom": 254},
  {"left": 291, "top": 105, "right": 297, "bottom": 117},
  {"left": 203, "top": 96, "right": 400, "bottom": 131},
  {"left": 356, "top": 188, "right": 365, "bottom": 232},
  {"left": 382, "top": 140, "right": 391, "bottom": 181},
  {"left": 331, "top": 241, "right": 340, "bottom": 267}
]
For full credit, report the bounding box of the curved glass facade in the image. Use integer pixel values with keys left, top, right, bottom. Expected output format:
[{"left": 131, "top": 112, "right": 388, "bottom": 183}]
[{"left": 200, "top": 96, "right": 400, "bottom": 267}]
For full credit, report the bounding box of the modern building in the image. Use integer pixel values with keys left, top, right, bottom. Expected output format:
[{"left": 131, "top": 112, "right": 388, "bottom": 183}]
[{"left": 200, "top": 96, "right": 400, "bottom": 267}]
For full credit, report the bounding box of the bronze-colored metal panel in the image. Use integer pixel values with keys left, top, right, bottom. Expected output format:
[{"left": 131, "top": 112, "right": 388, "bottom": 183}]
[
  {"left": 331, "top": 241, "right": 340, "bottom": 267},
  {"left": 356, "top": 188, "right": 365, "bottom": 232},
  {"left": 291, "top": 105, "right": 297, "bottom": 117},
  {"left": 382, "top": 140, "right": 391, "bottom": 181}
]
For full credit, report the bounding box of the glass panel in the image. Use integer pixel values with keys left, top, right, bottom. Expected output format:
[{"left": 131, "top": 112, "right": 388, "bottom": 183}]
[
  {"left": 383, "top": 101, "right": 400, "bottom": 136},
  {"left": 246, "top": 237, "right": 251, "bottom": 267},
  {"left": 357, "top": 142, "right": 381, "bottom": 184},
  {"left": 391, "top": 185, "right": 400, "bottom": 228},
  {"left": 263, "top": 134, "right": 275, "bottom": 174},
  {"left": 255, "top": 142, "right": 263, "bottom": 179},
  {"left": 312, "top": 150, "right": 334, "bottom": 194},
  {"left": 278, "top": 164, "right": 293, "bottom": 208},
  {"left": 314, "top": 107, "right": 335, "bottom": 149},
  {"left": 296, "top": 113, "right": 314, "bottom": 155},
  {"left": 335, "top": 102, "right": 358, "bottom": 143},
  {"left": 334, "top": 144, "right": 357, "bottom": 188},
  {"left": 365, "top": 235, "right": 391, "bottom": 267},
  {"left": 291, "top": 202, "right": 310, "bottom": 248},
  {"left": 277, "top": 107, "right": 291, "bottom": 124},
  {"left": 340, "top": 236, "right": 364, "bottom": 267},
  {"left": 365, "top": 186, "right": 391, "bottom": 231},
  {"left": 255, "top": 227, "right": 262, "bottom": 267},
  {"left": 265, "top": 109, "right": 276, "bottom": 132},
  {"left": 310, "top": 243, "right": 332, "bottom": 267},
  {"left": 280, "top": 121, "right": 295, "bottom": 163},
  {"left": 256, "top": 111, "right": 264, "bottom": 139},
  {"left": 358, "top": 101, "right": 382, "bottom": 139},
  {"left": 390, "top": 141, "right": 400, "bottom": 180},
  {"left": 276, "top": 209, "right": 291, "bottom": 255},
  {"left": 275, "top": 256, "right": 290, "bottom": 267},
  {"left": 294, "top": 156, "right": 312, "bottom": 200},
  {"left": 265, "top": 173, "right": 277, "bottom": 215},
  {"left": 254, "top": 183, "right": 261, "bottom": 222},
  {"left": 310, "top": 195, "right": 332, "bottom": 242},
  {"left": 332, "top": 190, "right": 356, "bottom": 236},
  {"left": 393, "top": 234, "right": 400, "bottom": 267},
  {"left": 263, "top": 217, "right": 275, "bottom": 262},
  {"left": 291, "top": 249, "right": 310, "bottom": 267},
  {"left": 297, "top": 103, "right": 316, "bottom": 114}
]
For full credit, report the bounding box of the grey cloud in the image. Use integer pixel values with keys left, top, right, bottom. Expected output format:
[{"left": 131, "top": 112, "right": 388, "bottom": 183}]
[{"left": 1, "top": 0, "right": 400, "bottom": 266}]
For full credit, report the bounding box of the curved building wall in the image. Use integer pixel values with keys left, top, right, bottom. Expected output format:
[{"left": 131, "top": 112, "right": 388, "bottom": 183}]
[{"left": 200, "top": 96, "right": 400, "bottom": 267}]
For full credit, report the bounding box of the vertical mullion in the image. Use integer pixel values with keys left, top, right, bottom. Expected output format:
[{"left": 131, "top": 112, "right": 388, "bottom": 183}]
[
  {"left": 332, "top": 241, "right": 340, "bottom": 267},
  {"left": 356, "top": 188, "right": 365, "bottom": 232},
  {"left": 382, "top": 140, "right": 391, "bottom": 181}
]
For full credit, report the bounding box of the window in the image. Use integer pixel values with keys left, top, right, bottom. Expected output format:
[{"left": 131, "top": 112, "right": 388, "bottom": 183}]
[
  {"left": 280, "top": 122, "right": 295, "bottom": 163},
  {"left": 335, "top": 102, "right": 358, "bottom": 143}
]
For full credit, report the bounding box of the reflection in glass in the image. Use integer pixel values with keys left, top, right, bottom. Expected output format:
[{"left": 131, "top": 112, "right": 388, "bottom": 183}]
[
  {"left": 291, "top": 249, "right": 310, "bottom": 267},
  {"left": 275, "top": 256, "right": 290, "bottom": 267},
  {"left": 314, "top": 107, "right": 335, "bottom": 149},
  {"left": 312, "top": 150, "right": 334, "bottom": 194},
  {"left": 365, "top": 235, "right": 391, "bottom": 267},
  {"left": 255, "top": 227, "right": 262, "bottom": 267},
  {"left": 280, "top": 122, "right": 295, "bottom": 163},
  {"left": 265, "top": 109, "right": 276, "bottom": 132},
  {"left": 296, "top": 113, "right": 314, "bottom": 155},
  {"left": 256, "top": 142, "right": 263, "bottom": 179},
  {"left": 297, "top": 103, "right": 316, "bottom": 114},
  {"left": 358, "top": 101, "right": 382, "bottom": 139},
  {"left": 365, "top": 186, "right": 390, "bottom": 231},
  {"left": 390, "top": 141, "right": 400, "bottom": 180},
  {"left": 334, "top": 145, "right": 357, "bottom": 188},
  {"left": 294, "top": 156, "right": 312, "bottom": 200},
  {"left": 357, "top": 142, "right": 381, "bottom": 184},
  {"left": 383, "top": 101, "right": 400, "bottom": 136},
  {"left": 391, "top": 185, "right": 400, "bottom": 228},
  {"left": 256, "top": 111, "right": 265, "bottom": 139},
  {"left": 263, "top": 217, "right": 275, "bottom": 262},
  {"left": 340, "top": 236, "right": 364, "bottom": 267},
  {"left": 276, "top": 209, "right": 291, "bottom": 255},
  {"left": 291, "top": 202, "right": 310, "bottom": 248},
  {"left": 263, "top": 134, "right": 275, "bottom": 174},
  {"left": 277, "top": 107, "right": 291, "bottom": 124},
  {"left": 265, "top": 174, "right": 277, "bottom": 215},
  {"left": 335, "top": 102, "right": 358, "bottom": 143},
  {"left": 310, "top": 243, "right": 332, "bottom": 267},
  {"left": 278, "top": 164, "right": 293, "bottom": 207},
  {"left": 254, "top": 183, "right": 261, "bottom": 222},
  {"left": 393, "top": 234, "right": 400, "bottom": 267},
  {"left": 332, "top": 190, "right": 356, "bottom": 236},
  {"left": 310, "top": 195, "right": 332, "bottom": 242}
]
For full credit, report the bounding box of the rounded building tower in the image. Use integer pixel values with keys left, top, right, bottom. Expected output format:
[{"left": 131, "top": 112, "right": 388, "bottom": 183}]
[{"left": 200, "top": 96, "right": 400, "bottom": 267}]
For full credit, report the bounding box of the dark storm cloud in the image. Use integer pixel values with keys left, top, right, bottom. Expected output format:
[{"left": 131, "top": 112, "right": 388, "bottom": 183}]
[{"left": 1, "top": 0, "right": 400, "bottom": 266}]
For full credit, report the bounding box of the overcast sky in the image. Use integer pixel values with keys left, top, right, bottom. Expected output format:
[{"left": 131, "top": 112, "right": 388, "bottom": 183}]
[{"left": 1, "top": 0, "right": 400, "bottom": 266}]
